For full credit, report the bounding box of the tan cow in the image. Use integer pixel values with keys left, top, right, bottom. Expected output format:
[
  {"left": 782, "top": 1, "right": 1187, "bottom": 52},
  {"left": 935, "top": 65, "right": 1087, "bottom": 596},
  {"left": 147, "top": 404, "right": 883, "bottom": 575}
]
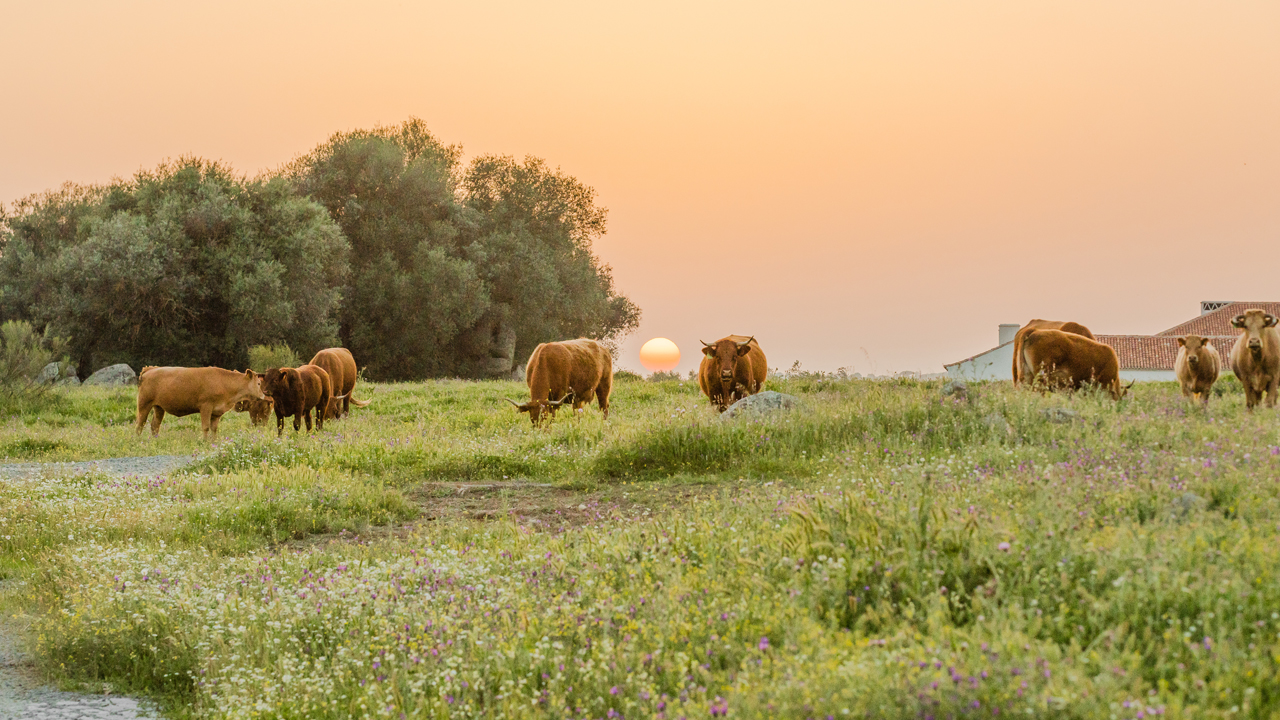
[
  {"left": 1012, "top": 320, "right": 1095, "bottom": 386},
  {"left": 1020, "top": 329, "right": 1129, "bottom": 400},
  {"left": 507, "top": 339, "right": 612, "bottom": 425},
  {"left": 1229, "top": 309, "right": 1280, "bottom": 410},
  {"left": 698, "top": 335, "right": 767, "bottom": 412},
  {"left": 135, "top": 367, "right": 267, "bottom": 440},
  {"left": 309, "top": 347, "right": 371, "bottom": 420},
  {"left": 261, "top": 365, "right": 333, "bottom": 435},
  {"left": 1174, "top": 335, "right": 1220, "bottom": 406}
]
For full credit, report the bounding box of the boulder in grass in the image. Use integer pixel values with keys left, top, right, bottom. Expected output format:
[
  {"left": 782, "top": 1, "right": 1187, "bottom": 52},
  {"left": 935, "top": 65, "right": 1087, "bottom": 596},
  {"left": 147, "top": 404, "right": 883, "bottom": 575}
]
[
  {"left": 1041, "top": 407, "right": 1080, "bottom": 424},
  {"left": 55, "top": 376, "right": 81, "bottom": 387},
  {"left": 35, "top": 361, "right": 77, "bottom": 385},
  {"left": 84, "top": 363, "right": 138, "bottom": 386},
  {"left": 940, "top": 380, "right": 968, "bottom": 400},
  {"left": 721, "top": 390, "right": 801, "bottom": 420}
]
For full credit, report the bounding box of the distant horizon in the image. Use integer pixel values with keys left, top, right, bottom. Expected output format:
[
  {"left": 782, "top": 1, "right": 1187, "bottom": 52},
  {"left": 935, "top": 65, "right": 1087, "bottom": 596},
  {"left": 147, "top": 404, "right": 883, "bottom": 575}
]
[{"left": 3, "top": 1, "right": 1277, "bottom": 378}]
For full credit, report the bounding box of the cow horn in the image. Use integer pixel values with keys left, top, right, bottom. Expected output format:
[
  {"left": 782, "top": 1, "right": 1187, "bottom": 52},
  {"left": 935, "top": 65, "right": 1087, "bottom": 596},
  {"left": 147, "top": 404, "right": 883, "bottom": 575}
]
[
  {"left": 332, "top": 392, "right": 349, "bottom": 400},
  {"left": 700, "top": 340, "right": 713, "bottom": 348},
  {"left": 503, "top": 398, "right": 523, "bottom": 408},
  {"left": 547, "top": 391, "right": 574, "bottom": 407},
  {"left": 1125, "top": 380, "right": 1136, "bottom": 390},
  {"left": 737, "top": 336, "right": 755, "bottom": 348}
]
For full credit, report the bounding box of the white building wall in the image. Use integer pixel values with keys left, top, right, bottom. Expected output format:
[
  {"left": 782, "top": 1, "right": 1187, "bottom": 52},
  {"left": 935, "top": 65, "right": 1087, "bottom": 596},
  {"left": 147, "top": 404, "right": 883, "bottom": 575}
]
[
  {"left": 945, "top": 343, "right": 1014, "bottom": 381},
  {"left": 1119, "top": 369, "right": 1176, "bottom": 382}
]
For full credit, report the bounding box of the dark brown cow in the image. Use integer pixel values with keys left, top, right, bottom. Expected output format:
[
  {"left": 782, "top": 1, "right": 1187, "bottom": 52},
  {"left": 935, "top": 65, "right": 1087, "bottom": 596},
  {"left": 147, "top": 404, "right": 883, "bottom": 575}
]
[
  {"left": 1012, "top": 320, "right": 1095, "bottom": 386},
  {"left": 234, "top": 396, "right": 275, "bottom": 426},
  {"left": 308, "top": 347, "right": 371, "bottom": 420},
  {"left": 1174, "top": 335, "right": 1220, "bottom": 406},
  {"left": 698, "top": 335, "right": 767, "bottom": 412},
  {"left": 1229, "top": 309, "right": 1280, "bottom": 410},
  {"left": 260, "top": 365, "right": 333, "bottom": 435},
  {"left": 507, "top": 339, "right": 612, "bottom": 425},
  {"left": 1020, "top": 329, "right": 1129, "bottom": 400},
  {"left": 135, "top": 367, "right": 266, "bottom": 440}
]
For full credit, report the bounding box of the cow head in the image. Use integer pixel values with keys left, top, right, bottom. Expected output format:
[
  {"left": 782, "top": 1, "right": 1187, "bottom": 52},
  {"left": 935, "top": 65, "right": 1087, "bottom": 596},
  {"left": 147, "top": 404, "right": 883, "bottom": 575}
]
[
  {"left": 505, "top": 391, "right": 573, "bottom": 425},
  {"left": 1178, "top": 335, "right": 1212, "bottom": 367},
  {"left": 242, "top": 369, "right": 267, "bottom": 401},
  {"left": 260, "top": 368, "right": 299, "bottom": 405},
  {"left": 1232, "top": 310, "right": 1277, "bottom": 360},
  {"left": 701, "top": 337, "right": 754, "bottom": 395}
]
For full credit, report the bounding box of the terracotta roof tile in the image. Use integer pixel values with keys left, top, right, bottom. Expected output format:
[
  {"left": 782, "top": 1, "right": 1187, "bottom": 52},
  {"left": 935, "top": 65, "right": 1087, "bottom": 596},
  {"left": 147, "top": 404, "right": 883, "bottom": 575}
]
[
  {"left": 1157, "top": 302, "right": 1280, "bottom": 338},
  {"left": 1095, "top": 335, "right": 1232, "bottom": 371}
]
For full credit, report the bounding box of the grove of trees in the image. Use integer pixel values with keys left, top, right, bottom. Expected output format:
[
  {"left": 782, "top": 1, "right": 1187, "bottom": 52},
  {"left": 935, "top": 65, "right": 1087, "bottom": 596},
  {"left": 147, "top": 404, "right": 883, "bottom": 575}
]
[{"left": 0, "top": 119, "right": 639, "bottom": 380}]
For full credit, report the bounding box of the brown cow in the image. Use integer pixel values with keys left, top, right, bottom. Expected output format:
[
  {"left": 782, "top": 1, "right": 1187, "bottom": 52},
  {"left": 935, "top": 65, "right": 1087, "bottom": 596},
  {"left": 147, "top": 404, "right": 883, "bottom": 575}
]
[
  {"left": 698, "top": 335, "right": 767, "bottom": 412},
  {"left": 1174, "top": 335, "right": 1220, "bottom": 407},
  {"left": 234, "top": 396, "right": 275, "bottom": 426},
  {"left": 135, "top": 367, "right": 266, "bottom": 440},
  {"left": 507, "top": 339, "right": 612, "bottom": 425},
  {"left": 260, "top": 365, "right": 333, "bottom": 435},
  {"left": 1020, "top": 329, "right": 1129, "bottom": 400},
  {"left": 1012, "top": 320, "right": 1095, "bottom": 386},
  {"left": 1229, "top": 309, "right": 1280, "bottom": 410},
  {"left": 308, "top": 347, "right": 371, "bottom": 420}
]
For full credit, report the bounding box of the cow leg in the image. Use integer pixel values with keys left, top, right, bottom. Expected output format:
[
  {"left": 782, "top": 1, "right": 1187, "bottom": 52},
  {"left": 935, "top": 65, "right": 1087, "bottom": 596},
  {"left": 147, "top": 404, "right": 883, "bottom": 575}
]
[
  {"left": 210, "top": 413, "right": 222, "bottom": 441},
  {"left": 1244, "top": 384, "right": 1259, "bottom": 410},
  {"left": 135, "top": 404, "right": 152, "bottom": 435},
  {"left": 295, "top": 411, "right": 304, "bottom": 433},
  {"left": 276, "top": 412, "right": 285, "bottom": 437},
  {"left": 597, "top": 387, "right": 609, "bottom": 420},
  {"left": 200, "top": 408, "right": 213, "bottom": 441},
  {"left": 150, "top": 407, "right": 165, "bottom": 437},
  {"left": 1267, "top": 377, "right": 1279, "bottom": 409}
]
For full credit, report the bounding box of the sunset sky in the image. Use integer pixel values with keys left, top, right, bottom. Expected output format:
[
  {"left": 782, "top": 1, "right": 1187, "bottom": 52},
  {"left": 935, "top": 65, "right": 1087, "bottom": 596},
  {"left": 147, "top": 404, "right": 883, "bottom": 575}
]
[{"left": 2, "top": 1, "right": 1277, "bottom": 375}]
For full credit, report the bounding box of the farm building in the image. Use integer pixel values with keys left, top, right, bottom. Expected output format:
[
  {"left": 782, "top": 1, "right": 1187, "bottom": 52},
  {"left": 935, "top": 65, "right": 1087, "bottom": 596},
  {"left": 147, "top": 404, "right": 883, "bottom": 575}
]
[{"left": 945, "top": 301, "right": 1280, "bottom": 382}]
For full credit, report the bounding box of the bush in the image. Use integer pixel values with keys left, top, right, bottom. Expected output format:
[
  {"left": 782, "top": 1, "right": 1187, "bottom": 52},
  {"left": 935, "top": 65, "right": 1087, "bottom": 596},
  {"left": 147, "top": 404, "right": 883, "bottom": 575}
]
[
  {"left": 247, "top": 343, "right": 301, "bottom": 372},
  {"left": 0, "top": 320, "right": 64, "bottom": 392},
  {"left": 647, "top": 370, "right": 682, "bottom": 382}
]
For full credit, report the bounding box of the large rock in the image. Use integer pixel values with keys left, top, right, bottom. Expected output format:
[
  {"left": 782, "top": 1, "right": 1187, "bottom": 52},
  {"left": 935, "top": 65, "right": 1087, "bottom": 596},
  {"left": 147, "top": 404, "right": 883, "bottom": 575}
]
[
  {"left": 55, "top": 376, "right": 81, "bottom": 387},
  {"left": 940, "top": 380, "right": 968, "bottom": 400},
  {"left": 84, "top": 363, "right": 138, "bottom": 386},
  {"left": 35, "top": 361, "right": 77, "bottom": 385},
  {"left": 721, "top": 390, "right": 801, "bottom": 420}
]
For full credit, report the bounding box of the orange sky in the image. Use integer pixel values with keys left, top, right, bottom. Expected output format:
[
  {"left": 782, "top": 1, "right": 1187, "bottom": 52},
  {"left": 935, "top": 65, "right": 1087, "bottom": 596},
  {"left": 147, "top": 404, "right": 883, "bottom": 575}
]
[{"left": 2, "top": 1, "right": 1278, "bottom": 375}]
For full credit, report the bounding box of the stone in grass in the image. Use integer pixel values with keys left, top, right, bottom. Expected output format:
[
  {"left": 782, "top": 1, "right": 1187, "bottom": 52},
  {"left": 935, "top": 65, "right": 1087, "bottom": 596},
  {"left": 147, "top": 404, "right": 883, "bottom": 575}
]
[
  {"left": 35, "top": 361, "right": 76, "bottom": 385},
  {"left": 84, "top": 363, "right": 138, "bottom": 386},
  {"left": 940, "top": 380, "right": 968, "bottom": 400},
  {"left": 1040, "top": 407, "right": 1080, "bottom": 424},
  {"left": 721, "top": 390, "right": 801, "bottom": 420},
  {"left": 55, "top": 376, "right": 81, "bottom": 387},
  {"left": 982, "top": 412, "right": 1012, "bottom": 436},
  {"left": 1169, "top": 492, "right": 1205, "bottom": 521}
]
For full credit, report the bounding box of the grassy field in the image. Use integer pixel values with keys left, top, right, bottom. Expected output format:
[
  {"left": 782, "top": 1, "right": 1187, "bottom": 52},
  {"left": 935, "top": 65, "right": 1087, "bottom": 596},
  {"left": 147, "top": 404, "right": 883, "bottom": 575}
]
[{"left": 3, "top": 375, "right": 1280, "bottom": 718}]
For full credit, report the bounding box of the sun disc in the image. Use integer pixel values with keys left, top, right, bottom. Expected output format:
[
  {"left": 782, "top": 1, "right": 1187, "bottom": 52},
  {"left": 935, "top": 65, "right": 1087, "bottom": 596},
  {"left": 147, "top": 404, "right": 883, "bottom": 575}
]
[{"left": 639, "top": 337, "right": 681, "bottom": 371}]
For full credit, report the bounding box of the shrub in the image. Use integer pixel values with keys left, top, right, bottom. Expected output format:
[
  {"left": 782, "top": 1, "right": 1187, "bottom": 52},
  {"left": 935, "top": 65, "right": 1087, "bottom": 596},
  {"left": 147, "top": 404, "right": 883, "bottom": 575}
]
[
  {"left": 0, "top": 319, "right": 64, "bottom": 393},
  {"left": 247, "top": 343, "right": 301, "bottom": 372},
  {"left": 647, "top": 370, "right": 682, "bottom": 382}
]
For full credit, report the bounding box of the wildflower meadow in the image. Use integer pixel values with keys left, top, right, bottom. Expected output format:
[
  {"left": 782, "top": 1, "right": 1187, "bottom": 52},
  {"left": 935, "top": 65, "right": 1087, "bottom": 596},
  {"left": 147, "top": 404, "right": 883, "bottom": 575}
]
[{"left": 3, "top": 376, "right": 1280, "bottom": 718}]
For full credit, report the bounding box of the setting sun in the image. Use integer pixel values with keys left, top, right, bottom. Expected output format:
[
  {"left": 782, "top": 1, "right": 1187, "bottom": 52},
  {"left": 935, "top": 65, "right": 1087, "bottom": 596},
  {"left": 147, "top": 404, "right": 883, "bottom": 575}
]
[{"left": 639, "top": 337, "right": 680, "bottom": 371}]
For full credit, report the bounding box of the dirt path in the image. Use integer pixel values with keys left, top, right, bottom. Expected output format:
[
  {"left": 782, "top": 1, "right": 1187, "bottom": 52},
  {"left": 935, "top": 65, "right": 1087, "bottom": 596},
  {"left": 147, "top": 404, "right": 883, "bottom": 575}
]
[{"left": 0, "top": 455, "right": 179, "bottom": 719}]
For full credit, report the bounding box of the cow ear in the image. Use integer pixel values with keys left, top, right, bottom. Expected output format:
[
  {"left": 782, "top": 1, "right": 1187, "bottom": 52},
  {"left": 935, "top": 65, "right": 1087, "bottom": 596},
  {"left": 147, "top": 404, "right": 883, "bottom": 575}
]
[
  {"left": 736, "top": 344, "right": 753, "bottom": 357},
  {"left": 1177, "top": 337, "right": 1186, "bottom": 347},
  {"left": 703, "top": 346, "right": 717, "bottom": 357},
  {"left": 1268, "top": 315, "right": 1278, "bottom": 327},
  {"left": 1232, "top": 315, "right": 1247, "bottom": 328}
]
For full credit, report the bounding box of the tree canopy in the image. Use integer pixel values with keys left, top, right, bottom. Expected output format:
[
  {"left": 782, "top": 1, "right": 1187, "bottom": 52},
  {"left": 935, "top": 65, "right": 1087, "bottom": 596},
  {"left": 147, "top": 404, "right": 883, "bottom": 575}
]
[
  {"left": 0, "top": 159, "right": 348, "bottom": 373},
  {"left": 0, "top": 119, "right": 639, "bottom": 380}
]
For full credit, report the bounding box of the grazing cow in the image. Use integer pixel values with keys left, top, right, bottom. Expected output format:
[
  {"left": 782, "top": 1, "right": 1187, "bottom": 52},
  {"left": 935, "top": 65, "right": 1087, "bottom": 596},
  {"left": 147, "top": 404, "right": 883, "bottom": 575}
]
[
  {"left": 507, "top": 339, "right": 612, "bottom": 425},
  {"left": 308, "top": 347, "right": 371, "bottom": 420},
  {"left": 1020, "top": 329, "right": 1129, "bottom": 400},
  {"left": 1174, "top": 335, "right": 1220, "bottom": 406},
  {"left": 234, "top": 396, "right": 275, "bottom": 426},
  {"left": 135, "top": 367, "right": 266, "bottom": 441},
  {"left": 698, "top": 335, "right": 767, "bottom": 412},
  {"left": 260, "top": 365, "right": 333, "bottom": 435},
  {"left": 1229, "top": 309, "right": 1280, "bottom": 410},
  {"left": 1012, "top": 320, "right": 1095, "bottom": 386}
]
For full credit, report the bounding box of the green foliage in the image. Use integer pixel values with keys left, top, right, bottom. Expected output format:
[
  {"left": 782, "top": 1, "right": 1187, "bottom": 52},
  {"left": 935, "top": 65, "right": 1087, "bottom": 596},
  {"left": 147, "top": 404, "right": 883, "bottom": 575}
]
[
  {"left": 0, "top": 159, "right": 348, "bottom": 371},
  {"left": 0, "top": 319, "right": 65, "bottom": 401},
  {"left": 289, "top": 118, "right": 639, "bottom": 380},
  {"left": 247, "top": 342, "right": 301, "bottom": 373}
]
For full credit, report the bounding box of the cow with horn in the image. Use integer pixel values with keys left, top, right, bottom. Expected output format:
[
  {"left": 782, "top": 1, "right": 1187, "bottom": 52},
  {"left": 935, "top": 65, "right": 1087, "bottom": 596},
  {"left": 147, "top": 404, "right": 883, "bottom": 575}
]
[
  {"left": 698, "top": 335, "right": 767, "bottom": 412},
  {"left": 506, "top": 339, "right": 613, "bottom": 425}
]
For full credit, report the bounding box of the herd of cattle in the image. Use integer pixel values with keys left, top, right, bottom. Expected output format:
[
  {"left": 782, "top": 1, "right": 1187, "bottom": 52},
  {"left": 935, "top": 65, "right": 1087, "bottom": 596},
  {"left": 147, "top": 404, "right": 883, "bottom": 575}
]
[
  {"left": 131, "top": 309, "right": 1280, "bottom": 441},
  {"left": 132, "top": 334, "right": 772, "bottom": 440},
  {"left": 1012, "top": 308, "right": 1280, "bottom": 408}
]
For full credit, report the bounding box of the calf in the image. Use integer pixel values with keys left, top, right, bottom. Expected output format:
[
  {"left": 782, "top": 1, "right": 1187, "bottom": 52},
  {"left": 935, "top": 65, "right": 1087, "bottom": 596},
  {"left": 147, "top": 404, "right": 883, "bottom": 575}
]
[
  {"left": 1174, "top": 335, "right": 1220, "bottom": 406},
  {"left": 261, "top": 365, "right": 333, "bottom": 435},
  {"left": 1229, "top": 309, "right": 1280, "bottom": 410},
  {"left": 234, "top": 396, "right": 275, "bottom": 426}
]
